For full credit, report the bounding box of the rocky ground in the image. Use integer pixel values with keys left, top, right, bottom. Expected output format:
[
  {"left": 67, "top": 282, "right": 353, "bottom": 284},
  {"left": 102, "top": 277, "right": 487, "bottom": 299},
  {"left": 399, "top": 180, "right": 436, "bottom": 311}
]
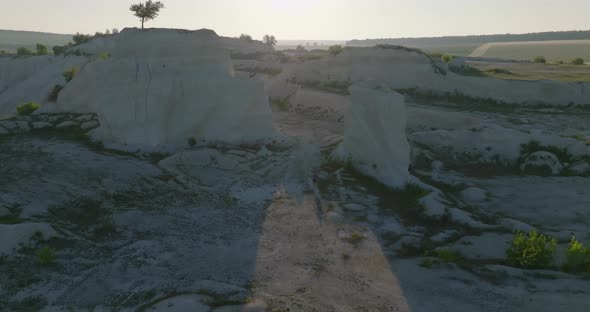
[{"left": 1, "top": 91, "right": 589, "bottom": 311}]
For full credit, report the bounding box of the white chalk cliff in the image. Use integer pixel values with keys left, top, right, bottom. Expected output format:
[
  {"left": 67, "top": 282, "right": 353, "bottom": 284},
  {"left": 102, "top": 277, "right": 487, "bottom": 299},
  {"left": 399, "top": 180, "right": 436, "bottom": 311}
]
[
  {"left": 334, "top": 84, "right": 410, "bottom": 188},
  {"left": 0, "top": 55, "right": 87, "bottom": 115},
  {"left": 56, "top": 28, "right": 279, "bottom": 150}
]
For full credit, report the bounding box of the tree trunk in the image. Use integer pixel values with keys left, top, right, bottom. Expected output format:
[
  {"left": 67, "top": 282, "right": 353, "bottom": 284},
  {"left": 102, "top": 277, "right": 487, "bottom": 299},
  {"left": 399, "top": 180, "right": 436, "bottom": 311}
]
[{"left": 141, "top": 18, "right": 144, "bottom": 29}]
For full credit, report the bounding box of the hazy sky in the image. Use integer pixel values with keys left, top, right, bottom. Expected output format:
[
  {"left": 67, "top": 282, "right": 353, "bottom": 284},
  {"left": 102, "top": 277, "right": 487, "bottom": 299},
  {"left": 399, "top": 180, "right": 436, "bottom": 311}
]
[{"left": 1, "top": 0, "right": 589, "bottom": 40}]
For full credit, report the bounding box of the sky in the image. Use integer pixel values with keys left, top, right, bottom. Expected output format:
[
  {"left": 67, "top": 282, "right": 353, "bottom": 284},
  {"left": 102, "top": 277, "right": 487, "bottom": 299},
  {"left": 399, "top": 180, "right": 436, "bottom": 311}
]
[{"left": 1, "top": 0, "right": 589, "bottom": 40}]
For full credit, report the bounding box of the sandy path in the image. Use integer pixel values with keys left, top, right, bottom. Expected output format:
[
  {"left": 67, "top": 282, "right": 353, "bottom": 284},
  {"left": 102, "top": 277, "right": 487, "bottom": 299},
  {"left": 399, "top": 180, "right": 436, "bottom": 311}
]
[{"left": 250, "top": 191, "right": 411, "bottom": 311}]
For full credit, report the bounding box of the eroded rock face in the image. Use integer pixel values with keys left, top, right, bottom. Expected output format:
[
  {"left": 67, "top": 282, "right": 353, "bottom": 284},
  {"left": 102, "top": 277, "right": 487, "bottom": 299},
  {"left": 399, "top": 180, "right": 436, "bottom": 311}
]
[
  {"left": 334, "top": 84, "right": 410, "bottom": 188},
  {"left": 56, "top": 28, "right": 279, "bottom": 150},
  {"left": 0, "top": 55, "right": 87, "bottom": 115}
]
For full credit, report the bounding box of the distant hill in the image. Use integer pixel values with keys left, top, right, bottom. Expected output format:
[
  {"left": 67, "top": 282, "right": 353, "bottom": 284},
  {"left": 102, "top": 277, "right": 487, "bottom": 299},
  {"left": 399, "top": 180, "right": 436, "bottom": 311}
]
[
  {"left": 0, "top": 29, "right": 72, "bottom": 52},
  {"left": 346, "top": 30, "right": 590, "bottom": 56}
]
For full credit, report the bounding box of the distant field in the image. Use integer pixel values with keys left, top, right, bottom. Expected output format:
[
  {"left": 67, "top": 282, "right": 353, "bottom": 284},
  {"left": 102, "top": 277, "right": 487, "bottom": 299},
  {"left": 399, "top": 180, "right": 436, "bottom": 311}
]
[
  {"left": 467, "top": 61, "right": 590, "bottom": 83},
  {"left": 0, "top": 29, "right": 72, "bottom": 52},
  {"left": 469, "top": 40, "right": 590, "bottom": 62}
]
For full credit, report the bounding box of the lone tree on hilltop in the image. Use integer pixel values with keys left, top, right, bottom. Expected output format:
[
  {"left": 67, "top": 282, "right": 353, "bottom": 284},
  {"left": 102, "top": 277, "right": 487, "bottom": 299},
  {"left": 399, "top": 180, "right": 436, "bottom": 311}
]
[
  {"left": 263, "top": 35, "right": 277, "bottom": 46},
  {"left": 130, "top": 0, "right": 165, "bottom": 29}
]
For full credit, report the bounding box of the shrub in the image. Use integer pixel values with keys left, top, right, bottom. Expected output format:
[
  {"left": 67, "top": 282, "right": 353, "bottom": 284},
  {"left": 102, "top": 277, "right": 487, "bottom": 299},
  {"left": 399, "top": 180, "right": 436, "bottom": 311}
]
[
  {"left": 563, "top": 237, "right": 590, "bottom": 273},
  {"left": 52, "top": 45, "right": 67, "bottom": 55},
  {"left": 188, "top": 137, "right": 197, "bottom": 147},
  {"left": 73, "top": 32, "right": 92, "bottom": 45},
  {"left": 37, "top": 246, "right": 56, "bottom": 265},
  {"left": 328, "top": 45, "right": 344, "bottom": 56},
  {"left": 572, "top": 57, "right": 585, "bottom": 65},
  {"left": 533, "top": 56, "right": 547, "bottom": 64},
  {"left": 99, "top": 52, "right": 111, "bottom": 60},
  {"left": 506, "top": 231, "right": 557, "bottom": 269},
  {"left": 239, "top": 34, "right": 253, "bottom": 42},
  {"left": 17, "top": 47, "right": 34, "bottom": 56},
  {"left": 0, "top": 50, "right": 6, "bottom": 55},
  {"left": 63, "top": 67, "right": 79, "bottom": 83},
  {"left": 36, "top": 43, "right": 49, "bottom": 55},
  {"left": 16, "top": 102, "right": 41, "bottom": 115},
  {"left": 47, "top": 85, "right": 64, "bottom": 102},
  {"left": 441, "top": 54, "right": 453, "bottom": 63}
]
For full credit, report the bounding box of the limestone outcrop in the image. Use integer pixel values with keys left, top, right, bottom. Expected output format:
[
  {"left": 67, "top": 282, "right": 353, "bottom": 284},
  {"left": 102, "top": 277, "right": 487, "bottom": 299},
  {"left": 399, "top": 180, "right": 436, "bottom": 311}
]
[
  {"left": 334, "top": 84, "right": 410, "bottom": 188},
  {"left": 56, "top": 28, "right": 278, "bottom": 150},
  {"left": 0, "top": 55, "right": 86, "bottom": 115}
]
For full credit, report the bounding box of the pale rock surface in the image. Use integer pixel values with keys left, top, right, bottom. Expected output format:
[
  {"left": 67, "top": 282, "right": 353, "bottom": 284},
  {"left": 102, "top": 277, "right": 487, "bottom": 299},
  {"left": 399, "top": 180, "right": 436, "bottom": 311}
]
[
  {"left": 0, "top": 223, "right": 57, "bottom": 255},
  {"left": 80, "top": 120, "right": 99, "bottom": 130},
  {"left": 56, "top": 120, "right": 79, "bottom": 128},
  {"left": 32, "top": 121, "right": 52, "bottom": 129},
  {"left": 520, "top": 151, "right": 563, "bottom": 175},
  {"left": 0, "top": 55, "right": 87, "bottom": 114},
  {"left": 461, "top": 187, "right": 487, "bottom": 203},
  {"left": 0, "top": 206, "right": 10, "bottom": 217},
  {"left": 334, "top": 85, "right": 410, "bottom": 188},
  {"left": 56, "top": 28, "right": 278, "bottom": 150}
]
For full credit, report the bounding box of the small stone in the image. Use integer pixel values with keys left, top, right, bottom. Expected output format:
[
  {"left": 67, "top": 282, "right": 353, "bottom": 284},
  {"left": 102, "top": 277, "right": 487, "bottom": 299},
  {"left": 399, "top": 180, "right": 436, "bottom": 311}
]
[
  {"left": 56, "top": 120, "right": 79, "bottom": 128},
  {"left": 15, "top": 115, "right": 32, "bottom": 122},
  {"left": 32, "top": 122, "right": 52, "bottom": 129},
  {"left": 47, "top": 115, "right": 66, "bottom": 123},
  {"left": 75, "top": 114, "right": 94, "bottom": 122},
  {"left": 3, "top": 121, "right": 30, "bottom": 132},
  {"left": 80, "top": 120, "right": 99, "bottom": 130}
]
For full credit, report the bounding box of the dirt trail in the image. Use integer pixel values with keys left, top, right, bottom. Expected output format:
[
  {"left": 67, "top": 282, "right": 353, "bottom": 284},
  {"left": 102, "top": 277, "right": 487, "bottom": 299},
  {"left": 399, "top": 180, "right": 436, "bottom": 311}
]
[{"left": 251, "top": 191, "right": 410, "bottom": 311}]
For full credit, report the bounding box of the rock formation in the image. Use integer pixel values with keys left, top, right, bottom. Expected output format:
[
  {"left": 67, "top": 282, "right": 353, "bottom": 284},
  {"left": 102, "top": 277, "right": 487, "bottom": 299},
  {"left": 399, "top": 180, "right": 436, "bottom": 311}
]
[
  {"left": 334, "top": 84, "right": 410, "bottom": 188},
  {"left": 56, "top": 28, "right": 279, "bottom": 150}
]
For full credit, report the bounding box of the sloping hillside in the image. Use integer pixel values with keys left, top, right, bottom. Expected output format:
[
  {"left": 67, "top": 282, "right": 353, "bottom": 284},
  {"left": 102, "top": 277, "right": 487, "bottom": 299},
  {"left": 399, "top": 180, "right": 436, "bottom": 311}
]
[{"left": 0, "top": 29, "right": 72, "bottom": 52}]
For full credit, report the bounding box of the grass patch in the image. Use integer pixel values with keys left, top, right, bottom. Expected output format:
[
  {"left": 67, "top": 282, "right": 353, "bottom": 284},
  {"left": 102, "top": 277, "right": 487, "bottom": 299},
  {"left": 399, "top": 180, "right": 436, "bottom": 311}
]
[
  {"left": 343, "top": 232, "right": 366, "bottom": 247},
  {"left": 36, "top": 246, "right": 56, "bottom": 265},
  {"left": 396, "top": 88, "right": 517, "bottom": 113},
  {"left": 290, "top": 79, "right": 352, "bottom": 95},
  {"left": 435, "top": 249, "right": 465, "bottom": 263}
]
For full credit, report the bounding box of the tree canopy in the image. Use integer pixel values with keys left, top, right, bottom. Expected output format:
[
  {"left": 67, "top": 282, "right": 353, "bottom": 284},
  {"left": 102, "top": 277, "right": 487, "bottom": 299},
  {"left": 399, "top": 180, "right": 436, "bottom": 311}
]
[
  {"left": 263, "top": 35, "right": 277, "bottom": 46},
  {"left": 130, "top": 1, "right": 165, "bottom": 29}
]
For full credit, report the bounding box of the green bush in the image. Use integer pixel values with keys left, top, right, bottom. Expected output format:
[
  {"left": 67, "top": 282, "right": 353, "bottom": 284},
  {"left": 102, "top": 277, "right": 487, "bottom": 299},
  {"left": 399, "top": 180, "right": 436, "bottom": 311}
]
[
  {"left": 99, "top": 52, "right": 111, "bottom": 60},
  {"left": 506, "top": 231, "right": 557, "bottom": 269},
  {"left": 572, "top": 57, "right": 585, "bottom": 65},
  {"left": 63, "top": 67, "right": 79, "bottom": 83},
  {"left": 52, "top": 45, "right": 66, "bottom": 55},
  {"left": 328, "top": 45, "right": 344, "bottom": 56},
  {"left": 533, "top": 56, "right": 547, "bottom": 64},
  {"left": 16, "top": 102, "right": 41, "bottom": 115},
  {"left": 37, "top": 246, "right": 56, "bottom": 265},
  {"left": 563, "top": 237, "right": 590, "bottom": 273},
  {"left": 441, "top": 54, "right": 453, "bottom": 63},
  {"left": 36, "top": 43, "right": 49, "bottom": 55},
  {"left": 17, "top": 47, "right": 34, "bottom": 56}
]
